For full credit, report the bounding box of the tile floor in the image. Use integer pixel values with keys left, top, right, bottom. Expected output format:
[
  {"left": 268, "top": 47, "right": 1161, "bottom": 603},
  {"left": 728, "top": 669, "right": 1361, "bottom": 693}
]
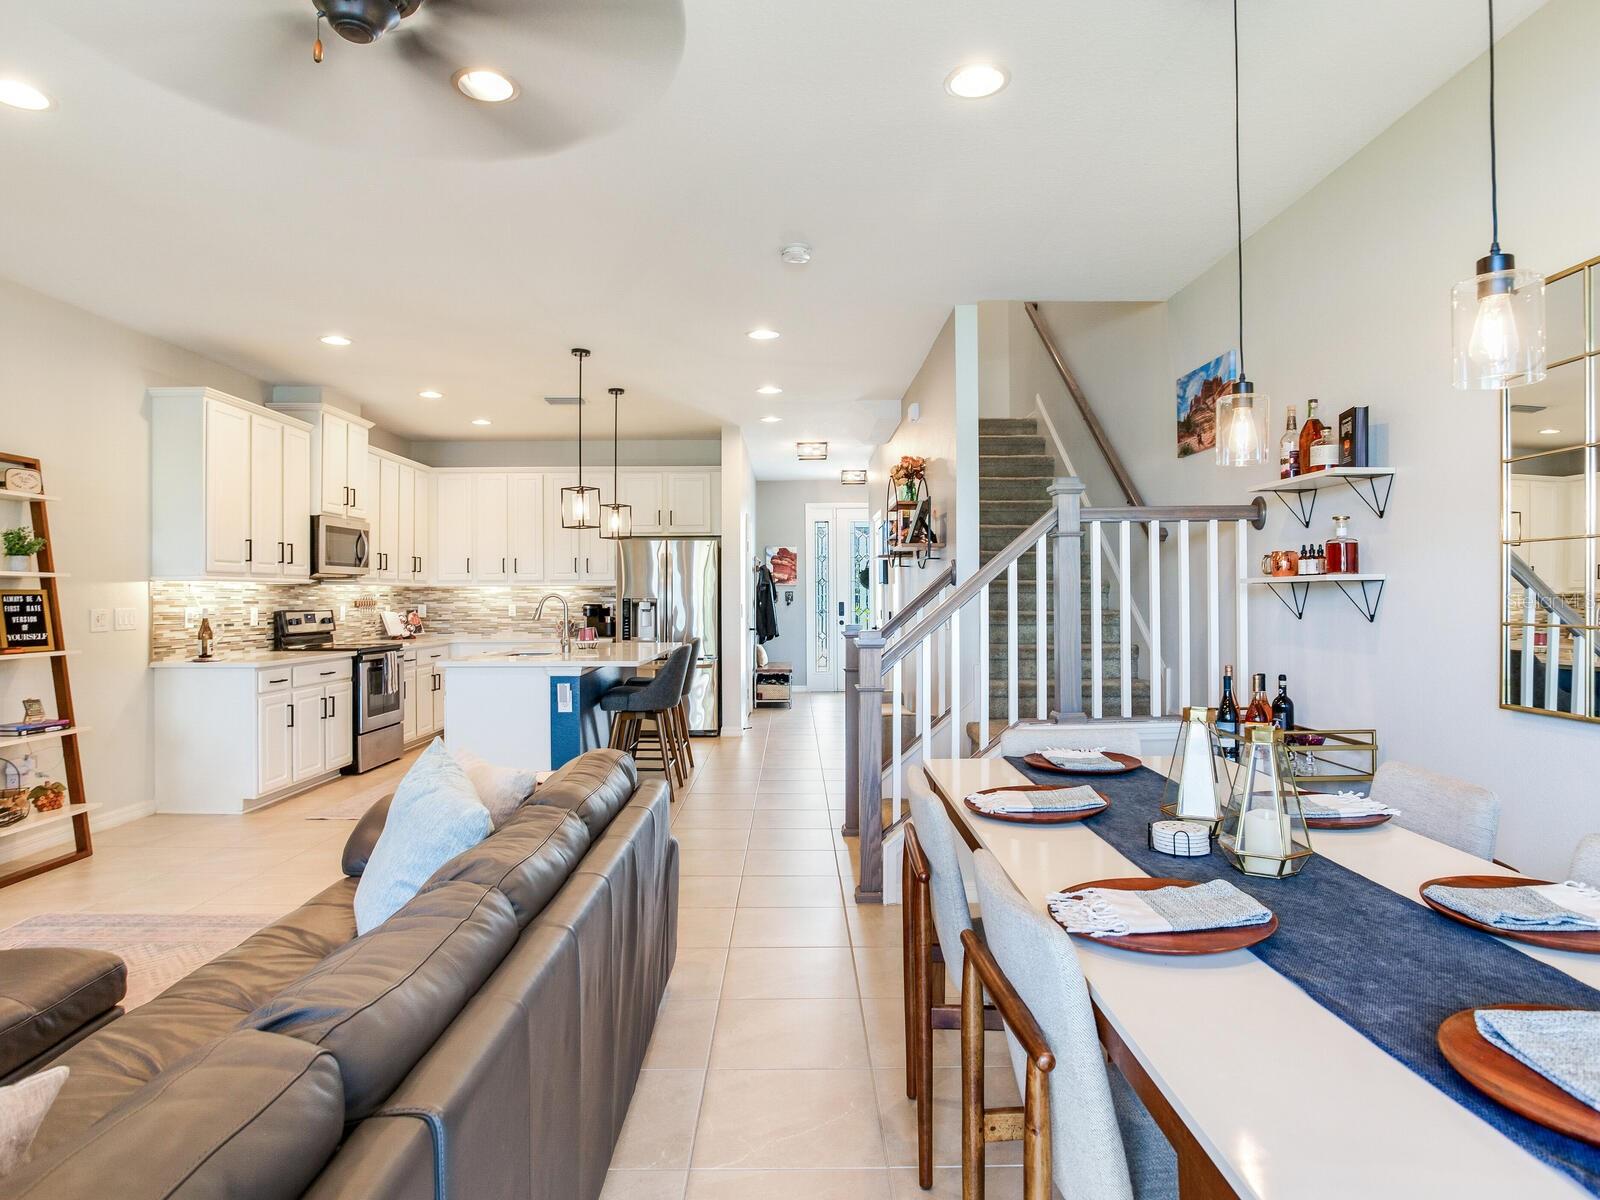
[{"left": 0, "top": 692, "right": 1020, "bottom": 1198}]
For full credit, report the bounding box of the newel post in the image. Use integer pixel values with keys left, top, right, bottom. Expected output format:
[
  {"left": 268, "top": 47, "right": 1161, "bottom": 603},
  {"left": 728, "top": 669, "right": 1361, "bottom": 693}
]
[
  {"left": 841, "top": 624, "right": 863, "bottom": 837},
  {"left": 854, "top": 630, "right": 887, "bottom": 903},
  {"left": 1049, "top": 476, "right": 1086, "bottom": 718}
]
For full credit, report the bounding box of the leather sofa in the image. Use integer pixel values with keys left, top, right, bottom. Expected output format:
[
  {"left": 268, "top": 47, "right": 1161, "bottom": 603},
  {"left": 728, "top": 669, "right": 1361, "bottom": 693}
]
[{"left": 0, "top": 749, "right": 678, "bottom": 1200}]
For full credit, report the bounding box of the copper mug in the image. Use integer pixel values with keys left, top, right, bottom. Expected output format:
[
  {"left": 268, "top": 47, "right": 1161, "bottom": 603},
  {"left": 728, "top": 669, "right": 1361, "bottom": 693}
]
[{"left": 1268, "top": 549, "right": 1300, "bottom": 577}]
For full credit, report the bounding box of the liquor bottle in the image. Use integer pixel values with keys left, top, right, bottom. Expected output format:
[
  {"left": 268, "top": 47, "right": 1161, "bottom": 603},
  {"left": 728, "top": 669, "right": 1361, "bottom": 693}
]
[
  {"left": 1217, "top": 665, "right": 1240, "bottom": 761},
  {"left": 1279, "top": 405, "right": 1300, "bottom": 479},
  {"left": 1243, "top": 672, "right": 1273, "bottom": 725},
  {"left": 1298, "top": 399, "right": 1327, "bottom": 474},
  {"left": 1309, "top": 423, "right": 1339, "bottom": 471},
  {"left": 1326, "top": 515, "right": 1359, "bottom": 574},
  {"left": 1271, "top": 675, "right": 1296, "bottom": 732}
]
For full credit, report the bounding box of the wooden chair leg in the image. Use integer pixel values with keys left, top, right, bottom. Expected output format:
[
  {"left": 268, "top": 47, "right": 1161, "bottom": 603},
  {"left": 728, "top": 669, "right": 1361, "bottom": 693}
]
[
  {"left": 676, "top": 701, "right": 696, "bottom": 767},
  {"left": 915, "top": 892, "right": 935, "bottom": 1188},
  {"left": 902, "top": 846, "right": 919, "bottom": 1100},
  {"left": 962, "top": 950, "right": 986, "bottom": 1200},
  {"left": 1023, "top": 1060, "right": 1051, "bottom": 1200}
]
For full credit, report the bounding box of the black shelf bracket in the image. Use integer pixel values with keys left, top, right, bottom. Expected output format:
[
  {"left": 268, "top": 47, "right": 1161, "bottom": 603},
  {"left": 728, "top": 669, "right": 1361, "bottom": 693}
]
[
  {"left": 1340, "top": 473, "right": 1394, "bottom": 521},
  {"left": 1333, "top": 577, "right": 1385, "bottom": 623},
  {"left": 1261, "top": 577, "right": 1385, "bottom": 622},
  {"left": 1270, "top": 488, "right": 1318, "bottom": 529},
  {"left": 1262, "top": 580, "right": 1311, "bottom": 620},
  {"left": 1269, "top": 473, "right": 1394, "bottom": 529}
]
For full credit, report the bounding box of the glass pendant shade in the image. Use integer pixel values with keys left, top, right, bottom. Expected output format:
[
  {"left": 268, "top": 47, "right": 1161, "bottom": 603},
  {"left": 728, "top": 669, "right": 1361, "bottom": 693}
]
[
  {"left": 599, "top": 502, "right": 632, "bottom": 539},
  {"left": 1215, "top": 384, "right": 1271, "bottom": 467},
  {"left": 1452, "top": 255, "right": 1547, "bottom": 389},
  {"left": 560, "top": 484, "right": 600, "bottom": 529},
  {"left": 1217, "top": 723, "right": 1312, "bottom": 879},
  {"left": 1160, "top": 706, "right": 1229, "bottom": 825}
]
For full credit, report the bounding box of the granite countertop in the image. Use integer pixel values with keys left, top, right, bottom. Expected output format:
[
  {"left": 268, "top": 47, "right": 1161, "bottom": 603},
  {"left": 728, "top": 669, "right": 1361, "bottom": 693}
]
[
  {"left": 149, "top": 632, "right": 595, "bottom": 669},
  {"left": 440, "top": 641, "right": 681, "bottom": 670}
]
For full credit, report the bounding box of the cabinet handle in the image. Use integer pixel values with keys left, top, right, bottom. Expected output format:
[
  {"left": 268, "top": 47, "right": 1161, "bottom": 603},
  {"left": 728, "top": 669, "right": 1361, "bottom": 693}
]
[
  {"left": 501, "top": 557, "right": 506, "bottom": 574},
  {"left": 656, "top": 509, "right": 661, "bottom": 525},
  {"left": 513, "top": 557, "right": 518, "bottom": 573},
  {"left": 669, "top": 510, "right": 673, "bottom": 525},
  {"left": 329, "top": 695, "right": 336, "bottom": 718},
  {"left": 278, "top": 541, "right": 285, "bottom": 564},
  {"left": 245, "top": 537, "right": 252, "bottom": 563},
  {"left": 344, "top": 486, "right": 350, "bottom": 506},
  {"left": 585, "top": 557, "right": 590, "bottom": 573},
  {"left": 350, "top": 487, "right": 357, "bottom": 508},
  {"left": 573, "top": 556, "right": 578, "bottom": 573},
  {"left": 287, "top": 543, "right": 295, "bottom": 565},
  {"left": 269, "top": 676, "right": 287, "bottom": 685},
  {"left": 287, "top": 703, "right": 294, "bottom": 728},
  {"left": 320, "top": 669, "right": 336, "bottom": 677},
  {"left": 321, "top": 696, "right": 328, "bottom": 720}
]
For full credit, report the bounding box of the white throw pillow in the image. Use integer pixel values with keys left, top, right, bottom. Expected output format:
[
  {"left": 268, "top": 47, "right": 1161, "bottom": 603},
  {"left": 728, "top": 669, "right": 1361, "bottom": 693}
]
[
  {"left": 452, "top": 747, "right": 536, "bottom": 829},
  {"left": 354, "top": 740, "right": 492, "bottom": 934},
  {"left": 0, "top": 1066, "right": 67, "bottom": 1177}
]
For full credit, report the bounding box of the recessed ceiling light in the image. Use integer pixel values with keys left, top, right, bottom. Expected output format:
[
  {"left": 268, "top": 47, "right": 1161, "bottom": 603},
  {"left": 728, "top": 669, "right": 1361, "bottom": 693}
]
[
  {"left": 756, "top": 385, "right": 783, "bottom": 395},
  {"left": 319, "top": 334, "right": 352, "bottom": 346},
  {"left": 1540, "top": 427, "right": 1562, "bottom": 435},
  {"left": 453, "top": 69, "right": 518, "bottom": 103},
  {"left": 419, "top": 390, "right": 443, "bottom": 400},
  {"left": 0, "top": 81, "right": 51, "bottom": 111},
  {"left": 471, "top": 418, "right": 492, "bottom": 426},
  {"left": 747, "top": 328, "right": 781, "bottom": 341},
  {"left": 945, "top": 63, "right": 1009, "bottom": 99},
  {"left": 761, "top": 415, "right": 782, "bottom": 424}
]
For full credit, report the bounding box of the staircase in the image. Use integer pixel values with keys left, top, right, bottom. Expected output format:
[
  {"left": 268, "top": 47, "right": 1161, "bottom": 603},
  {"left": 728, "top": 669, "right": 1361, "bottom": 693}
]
[{"left": 973, "top": 417, "right": 1148, "bottom": 746}]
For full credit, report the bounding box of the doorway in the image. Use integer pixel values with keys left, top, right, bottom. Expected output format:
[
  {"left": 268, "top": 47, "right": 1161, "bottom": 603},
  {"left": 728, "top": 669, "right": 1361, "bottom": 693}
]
[{"left": 804, "top": 503, "right": 871, "bottom": 692}]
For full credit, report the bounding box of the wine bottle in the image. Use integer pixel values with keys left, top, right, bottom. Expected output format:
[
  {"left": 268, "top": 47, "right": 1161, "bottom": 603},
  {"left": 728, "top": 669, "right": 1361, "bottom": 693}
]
[
  {"left": 1243, "top": 672, "right": 1273, "bottom": 724},
  {"left": 1279, "top": 405, "right": 1300, "bottom": 479},
  {"left": 1217, "top": 665, "right": 1240, "bottom": 762},
  {"left": 1271, "top": 674, "right": 1295, "bottom": 732}
]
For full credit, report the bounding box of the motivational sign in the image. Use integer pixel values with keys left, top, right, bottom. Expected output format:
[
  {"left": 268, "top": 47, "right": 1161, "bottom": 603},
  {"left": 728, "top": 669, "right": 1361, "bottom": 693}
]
[{"left": 1, "top": 591, "right": 54, "bottom": 653}]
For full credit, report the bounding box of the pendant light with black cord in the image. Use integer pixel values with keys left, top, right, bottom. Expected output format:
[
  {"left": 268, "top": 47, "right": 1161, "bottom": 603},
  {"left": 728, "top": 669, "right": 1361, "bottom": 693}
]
[
  {"left": 599, "top": 388, "right": 633, "bottom": 539},
  {"left": 1451, "top": 0, "right": 1545, "bottom": 390},
  {"left": 560, "top": 348, "right": 601, "bottom": 529},
  {"left": 1216, "top": 0, "right": 1269, "bottom": 467}
]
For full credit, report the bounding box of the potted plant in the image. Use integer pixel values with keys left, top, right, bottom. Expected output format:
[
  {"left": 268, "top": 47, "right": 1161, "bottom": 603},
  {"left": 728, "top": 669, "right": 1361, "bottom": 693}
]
[
  {"left": 2, "top": 527, "right": 44, "bottom": 573},
  {"left": 889, "top": 455, "right": 926, "bottom": 505}
]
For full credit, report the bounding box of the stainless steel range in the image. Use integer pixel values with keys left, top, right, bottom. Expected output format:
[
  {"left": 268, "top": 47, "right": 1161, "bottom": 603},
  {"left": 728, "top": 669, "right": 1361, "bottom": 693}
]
[{"left": 273, "top": 609, "right": 403, "bottom": 773}]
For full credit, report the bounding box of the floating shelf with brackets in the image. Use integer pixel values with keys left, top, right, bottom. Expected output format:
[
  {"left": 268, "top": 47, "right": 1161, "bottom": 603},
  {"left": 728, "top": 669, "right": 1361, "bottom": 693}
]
[
  {"left": 1250, "top": 467, "right": 1395, "bottom": 528},
  {"left": 1246, "top": 574, "right": 1387, "bottom": 622}
]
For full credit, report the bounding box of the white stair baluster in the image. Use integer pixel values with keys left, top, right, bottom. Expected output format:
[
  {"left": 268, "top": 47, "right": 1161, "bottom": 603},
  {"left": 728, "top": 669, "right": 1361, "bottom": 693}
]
[
  {"left": 1035, "top": 536, "right": 1047, "bottom": 720},
  {"left": 1118, "top": 520, "right": 1132, "bottom": 719},
  {"left": 1090, "top": 521, "right": 1103, "bottom": 719},
  {"left": 978, "top": 583, "right": 990, "bottom": 744},
  {"left": 919, "top": 637, "right": 932, "bottom": 753},
  {"left": 950, "top": 607, "right": 962, "bottom": 758},
  {"left": 891, "top": 660, "right": 903, "bottom": 821},
  {"left": 1520, "top": 585, "right": 1536, "bottom": 706},
  {"left": 1007, "top": 561, "right": 1019, "bottom": 726},
  {"left": 1206, "top": 520, "right": 1220, "bottom": 696},
  {"left": 1235, "top": 519, "right": 1250, "bottom": 704},
  {"left": 1545, "top": 607, "right": 1561, "bottom": 712},
  {"left": 1147, "top": 520, "right": 1162, "bottom": 717}
]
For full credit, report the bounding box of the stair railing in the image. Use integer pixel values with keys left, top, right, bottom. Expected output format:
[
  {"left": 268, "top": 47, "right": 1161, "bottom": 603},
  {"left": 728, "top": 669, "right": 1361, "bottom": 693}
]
[
  {"left": 1509, "top": 551, "right": 1595, "bottom": 717},
  {"left": 849, "top": 475, "right": 1265, "bottom": 902}
]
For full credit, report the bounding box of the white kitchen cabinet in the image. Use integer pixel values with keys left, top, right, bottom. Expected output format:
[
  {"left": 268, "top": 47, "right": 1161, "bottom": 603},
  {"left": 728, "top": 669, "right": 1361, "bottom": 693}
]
[
  {"left": 411, "top": 469, "right": 431, "bottom": 581},
  {"left": 398, "top": 464, "right": 417, "bottom": 581},
  {"left": 256, "top": 690, "right": 293, "bottom": 795},
  {"left": 282, "top": 423, "right": 312, "bottom": 578},
  {"left": 416, "top": 648, "right": 448, "bottom": 736},
  {"left": 434, "top": 474, "right": 474, "bottom": 582},
  {"left": 509, "top": 473, "right": 545, "bottom": 580},
  {"left": 282, "top": 405, "right": 373, "bottom": 519},
  {"left": 432, "top": 662, "right": 448, "bottom": 731},
  {"left": 544, "top": 474, "right": 615, "bottom": 583},
  {"left": 376, "top": 455, "right": 401, "bottom": 580},
  {"left": 344, "top": 421, "right": 370, "bottom": 518},
  {"left": 473, "top": 473, "right": 510, "bottom": 581},
  {"left": 319, "top": 411, "right": 349, "bottom": 514},
  {"left": 402, "top": 660, "right": 420, "bottom": 742},
  {"left": 324, "top": 678, "right": 353, "bottom": 770},
  {"left": 204, "top": 398, "right": 252, "bottom": 574},
  {"left": 666, "top": 473, "right": 713, "bottom": 532},
  {"left": 291, "top": 684, "right": 326, "bottom": 782},
  {"left": 619, "top": 473, "right": 665, "bottom": 533},
  {"left": 248, "top": 415, "right": 284, "bottom": 576}
]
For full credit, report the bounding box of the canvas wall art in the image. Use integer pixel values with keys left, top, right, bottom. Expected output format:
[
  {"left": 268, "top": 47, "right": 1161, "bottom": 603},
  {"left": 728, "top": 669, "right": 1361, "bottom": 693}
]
[
  {"left": 1175, "top": 349, "right": 1240, "bottom": 458},
  {"left": 765, "top": 545, "right": 797, "bottom": 584}
]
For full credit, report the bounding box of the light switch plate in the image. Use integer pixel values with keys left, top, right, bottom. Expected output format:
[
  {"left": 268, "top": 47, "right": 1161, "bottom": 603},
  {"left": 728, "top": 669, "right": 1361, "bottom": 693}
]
[
  {"left": 89, "top": 608, "right": 110, "bottom": 633},
  {"left": 249, "top": 606, "right": 260, "bottom": 627},
  {"left": 114, "top": 607, "right": 138, "bottom": 631},
  {"left": 556, "top": 683, "right": 573, "bottom": 713},
  {"left": 184, "top": 606, "right": 200, "bottom": 629}
]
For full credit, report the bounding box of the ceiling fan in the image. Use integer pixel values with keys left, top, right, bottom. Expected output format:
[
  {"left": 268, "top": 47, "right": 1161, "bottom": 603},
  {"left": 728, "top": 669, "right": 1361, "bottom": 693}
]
[{"left": 45, "top": 0, "right": 686, "bottom": 160}]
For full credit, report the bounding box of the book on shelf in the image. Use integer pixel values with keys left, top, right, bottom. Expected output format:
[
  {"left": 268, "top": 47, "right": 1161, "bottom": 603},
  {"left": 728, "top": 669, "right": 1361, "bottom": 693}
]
[{"left": 0, "top": 719, "right": 71, "bottom": 736}]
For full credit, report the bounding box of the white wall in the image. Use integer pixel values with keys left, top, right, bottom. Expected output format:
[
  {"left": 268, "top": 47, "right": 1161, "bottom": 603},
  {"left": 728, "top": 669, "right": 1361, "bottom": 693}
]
[
  {"left": 0, "top": 275, "right": 268, "bottom": 856},
  {"left": 719, "top": 426, "right": 757, "bottom": 733},
  {"left": 1032, "top": 0, "right": 1600, "bottom": 876}
]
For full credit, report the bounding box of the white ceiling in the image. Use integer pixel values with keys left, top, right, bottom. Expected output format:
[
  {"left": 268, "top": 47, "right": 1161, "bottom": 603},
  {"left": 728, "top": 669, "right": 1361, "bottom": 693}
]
[{"left": 0, "top": 0, "right": 1548, "bottom": 480}]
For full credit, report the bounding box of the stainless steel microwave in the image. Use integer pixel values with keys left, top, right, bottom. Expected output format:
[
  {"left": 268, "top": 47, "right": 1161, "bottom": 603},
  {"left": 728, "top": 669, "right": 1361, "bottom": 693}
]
[{"left": 311, "top": 515, "right": 371, "bottom": 579}]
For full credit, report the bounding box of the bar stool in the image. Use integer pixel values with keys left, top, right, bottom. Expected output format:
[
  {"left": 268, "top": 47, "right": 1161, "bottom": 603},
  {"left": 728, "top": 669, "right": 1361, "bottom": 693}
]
[
  {"left": 622, "top": 637, "right": 700, "bottom": 784},
  {"left": 602, "top": 643, "right": 694, "bottom": 799}
]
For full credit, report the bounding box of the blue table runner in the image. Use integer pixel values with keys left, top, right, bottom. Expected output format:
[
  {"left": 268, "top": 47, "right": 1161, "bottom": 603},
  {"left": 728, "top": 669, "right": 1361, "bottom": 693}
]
[{"left": 1004, "top": 758, "right": 1600, "bottom": 1194}]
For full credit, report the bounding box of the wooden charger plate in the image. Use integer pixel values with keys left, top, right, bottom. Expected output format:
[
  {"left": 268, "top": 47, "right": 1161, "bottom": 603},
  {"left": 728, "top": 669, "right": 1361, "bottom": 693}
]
[
  {"left": 1296, "top": 793, "right": 1393, "bottom": 830},
  {"left": 1050, "top": 877, "right": 1278, "bottom": 956},
  {"left": 963, "top": 785, "right": 1108, "bottom": 825},
  {"left": 1419, "top": 875, "right": 1600, "bottom": 954},
  {"left": 1022, "top": 751, "right": 1142, "bottom": 776},
  {"left": 1438, "top": 1005, "right": 1600, "bottom": 1147}
]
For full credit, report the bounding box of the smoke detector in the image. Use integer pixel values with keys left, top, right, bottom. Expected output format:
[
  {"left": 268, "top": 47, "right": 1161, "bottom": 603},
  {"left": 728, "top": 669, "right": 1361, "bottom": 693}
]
[{"left": 780, "top": 243, "right": 813, "bottom": 265}]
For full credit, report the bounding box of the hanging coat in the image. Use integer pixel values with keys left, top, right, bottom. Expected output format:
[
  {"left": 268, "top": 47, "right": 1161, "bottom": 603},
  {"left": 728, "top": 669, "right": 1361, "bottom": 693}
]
[{"left": 754, "top": 564, "right": 780, "bottom": 643}]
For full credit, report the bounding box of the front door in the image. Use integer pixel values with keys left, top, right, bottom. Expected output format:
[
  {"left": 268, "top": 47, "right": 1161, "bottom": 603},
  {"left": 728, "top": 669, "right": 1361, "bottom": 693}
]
[{"left": 804, "top": 503, "right": 871, "bottom": 692}]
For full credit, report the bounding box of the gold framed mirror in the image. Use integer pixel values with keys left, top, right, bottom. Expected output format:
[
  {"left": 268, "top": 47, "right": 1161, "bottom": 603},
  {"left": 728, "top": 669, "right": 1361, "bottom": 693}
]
[{"left": 1501, "top": 256, "right": 1598, "bottom": 720}]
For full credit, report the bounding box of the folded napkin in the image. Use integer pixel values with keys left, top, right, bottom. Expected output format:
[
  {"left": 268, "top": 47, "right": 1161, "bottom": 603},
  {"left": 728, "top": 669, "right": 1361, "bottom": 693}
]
[
  {"left": 1048, "top": 878, "right": 1273, "bottom": 937},
  {"left": 1475, "top": 1009, "right": 1600, "bottom": 1112},
  {"left": 967, "top": 785, "right": 1105, "bottom": 816},
  {"left": 1298, "top": 791, "right": 1399, "bottom": 819},
  {"left": 1423, "top": 880, "right": 1600, "bottom": 932},
  {"left": 1040, "top": 747, "right": 1119, "bottom": 772}
]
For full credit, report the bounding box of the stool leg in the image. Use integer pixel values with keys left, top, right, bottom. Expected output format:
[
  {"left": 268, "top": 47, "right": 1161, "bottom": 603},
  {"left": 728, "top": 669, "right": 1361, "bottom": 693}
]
[
  {"left": 655, "top": 712, "right": 679, "bottom": 801},
  {"left": 672, "top": 707, "right": 691, "bottom": 786},
  {"left": 665, "top": 709, "right": 688, "bottom": 788},
  {"left": 677, "top": 701, "right": 697, "bottom": 768}
]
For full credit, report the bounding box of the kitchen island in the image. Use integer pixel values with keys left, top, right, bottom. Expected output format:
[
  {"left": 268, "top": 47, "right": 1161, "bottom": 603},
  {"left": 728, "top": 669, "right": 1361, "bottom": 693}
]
[{"left": 440, "top": 641, "right": 680, "bottom": 774}]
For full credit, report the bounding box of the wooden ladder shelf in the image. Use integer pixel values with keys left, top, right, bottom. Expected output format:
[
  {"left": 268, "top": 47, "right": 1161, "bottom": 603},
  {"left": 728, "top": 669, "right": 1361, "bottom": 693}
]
[{"left": 0, "top": 452, "right": 92, "bottom": 887}]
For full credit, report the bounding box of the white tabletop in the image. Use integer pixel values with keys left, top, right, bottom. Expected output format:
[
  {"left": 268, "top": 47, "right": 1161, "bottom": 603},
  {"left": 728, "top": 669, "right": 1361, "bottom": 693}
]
[{"left": 923, "top": 756, "right": 1600, "bottom": 1200}]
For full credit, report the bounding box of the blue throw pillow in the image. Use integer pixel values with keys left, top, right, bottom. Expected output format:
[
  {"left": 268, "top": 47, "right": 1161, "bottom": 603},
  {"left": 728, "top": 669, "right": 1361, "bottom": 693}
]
[{"left": 354, "top": 739, "right": 492, "bottom": 934}]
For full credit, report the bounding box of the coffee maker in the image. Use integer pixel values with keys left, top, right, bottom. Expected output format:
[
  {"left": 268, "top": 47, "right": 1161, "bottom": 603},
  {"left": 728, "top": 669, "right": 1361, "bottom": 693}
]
[{"left": 582, "top": 602, "right": 615, "bottom": 640}]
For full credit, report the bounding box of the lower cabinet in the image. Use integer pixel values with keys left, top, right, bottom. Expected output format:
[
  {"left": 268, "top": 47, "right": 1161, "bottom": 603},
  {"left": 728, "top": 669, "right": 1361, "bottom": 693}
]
[
  {"left": 402, "top": 659, "right": 420, "bottom": 742},
  {"left": 324, "top": 679, "right": 353, "bottom": 771},
  {"left": 256, "top": 689, "right": 294, "bottom": 795},
  {"left": 410, "top": 648, "right": 448, "bottom": 740}
]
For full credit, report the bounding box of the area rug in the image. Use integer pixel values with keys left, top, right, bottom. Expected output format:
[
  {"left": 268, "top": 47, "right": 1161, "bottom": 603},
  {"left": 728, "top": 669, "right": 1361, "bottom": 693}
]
[{"left": 0, "top": 913, "right": 269, "bottom": 1009}]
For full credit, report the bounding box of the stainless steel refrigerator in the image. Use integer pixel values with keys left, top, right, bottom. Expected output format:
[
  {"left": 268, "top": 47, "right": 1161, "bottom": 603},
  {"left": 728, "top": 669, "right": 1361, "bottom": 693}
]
[{"left": 616, "top": 536, "right": 721, "bottom": 735}]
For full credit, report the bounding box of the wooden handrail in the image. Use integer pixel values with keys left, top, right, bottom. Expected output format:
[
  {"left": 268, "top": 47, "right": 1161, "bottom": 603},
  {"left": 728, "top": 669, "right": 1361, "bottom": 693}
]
[
  {"left": 1025, "top": 301, "right": 1144, "bottom": 508},
  {"left": 1085, "top": 498, "right": 1267, "bottom": 530},
  {"left": 961, "top": 930, "right": 1055, "bottom": 1071}
]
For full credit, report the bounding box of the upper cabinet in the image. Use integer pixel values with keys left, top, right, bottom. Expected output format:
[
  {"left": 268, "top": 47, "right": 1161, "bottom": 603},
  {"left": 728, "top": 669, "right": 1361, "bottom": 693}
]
[
  {"left": 366, "top": 450, "right": 433, "bottom": 584},
  {"left": 665, "top": 473, "right": 713, "bottom": 533},
  {"left": 617, "top": 473, "right": 665, "bottom": 533},
  {"left": 151, "top": 387, "right": 316, "bottom": 580},
  {"left": 433, "top": 473, "right": 474, "bottom": 582},
  {"left": 309, "top": 409, "right": 371, "bottom": 519},
  {"left": 431, "top": 471, "right": 545, "bottom": 583}
]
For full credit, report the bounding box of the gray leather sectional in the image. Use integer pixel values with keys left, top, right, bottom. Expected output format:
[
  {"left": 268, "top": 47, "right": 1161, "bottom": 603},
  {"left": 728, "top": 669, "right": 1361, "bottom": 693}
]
[{"left": 0, "top": 749, "right": 679, "bottom": 1200}]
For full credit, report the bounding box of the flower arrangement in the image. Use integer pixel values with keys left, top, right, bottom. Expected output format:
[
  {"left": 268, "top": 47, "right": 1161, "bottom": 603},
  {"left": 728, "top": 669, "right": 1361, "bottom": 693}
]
[{"left": 889, "top": 456, "right": 926, "bottom": 487}]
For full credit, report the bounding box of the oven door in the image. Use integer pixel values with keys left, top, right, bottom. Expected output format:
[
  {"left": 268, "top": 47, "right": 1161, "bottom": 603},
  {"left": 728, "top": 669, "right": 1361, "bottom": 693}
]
[
  {"left": 313, "top": 516, "right": 371, "bottom": 579},
  {"left": 356, "top": 650, "right": 402, "bottom": 732}
]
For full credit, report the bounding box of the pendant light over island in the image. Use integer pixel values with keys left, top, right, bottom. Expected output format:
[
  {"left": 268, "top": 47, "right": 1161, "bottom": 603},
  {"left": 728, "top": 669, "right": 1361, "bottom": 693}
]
[
  {"left": 599, "top": 387, "right": 632, "bottom": 539},
  {"left": 559, "top": 348, "right": 600, "bottom": 530}
]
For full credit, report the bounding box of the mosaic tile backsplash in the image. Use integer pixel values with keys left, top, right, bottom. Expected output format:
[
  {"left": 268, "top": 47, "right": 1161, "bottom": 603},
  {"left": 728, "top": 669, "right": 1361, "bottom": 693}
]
[{"left": 149, "top": 580, "right": 615, "bottom": 660}]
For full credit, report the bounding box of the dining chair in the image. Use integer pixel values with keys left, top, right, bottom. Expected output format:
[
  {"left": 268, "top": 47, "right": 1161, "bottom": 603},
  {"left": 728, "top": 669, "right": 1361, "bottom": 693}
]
[
  {"left": 1373, "top": 761, "right": 1500, "bottom": 860},
  {"left": 962, "top": 850, "right": 1177, "bottom": 1200},
  {"left": 904, "top": 793, "right": 1002, "bottom": 1189},
  {"left": 1569, "top": 834, "right": 1600, "bottom": 887},
  {"left": 997, "top": 723, "right": 1143, "bottom": 759}
]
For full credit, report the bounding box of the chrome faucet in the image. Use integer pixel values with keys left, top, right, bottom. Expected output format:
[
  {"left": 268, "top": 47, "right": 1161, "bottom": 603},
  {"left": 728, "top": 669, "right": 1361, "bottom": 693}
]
[{"left": 534, "top": 594, "right": 572, "bottom": 657}]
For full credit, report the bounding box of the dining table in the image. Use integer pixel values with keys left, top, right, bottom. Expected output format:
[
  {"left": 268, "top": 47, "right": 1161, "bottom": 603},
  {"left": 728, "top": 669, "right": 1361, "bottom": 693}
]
[{"left": 922, "top": 753, "right": 1600, "bottom": 1200}]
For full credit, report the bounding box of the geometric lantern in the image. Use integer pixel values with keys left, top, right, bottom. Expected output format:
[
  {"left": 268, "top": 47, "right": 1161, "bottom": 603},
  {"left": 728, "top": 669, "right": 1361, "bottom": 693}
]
[
  {"left": 560, "top": 347, "right": 601, "bottom": 530},
  {"left": 1216, "top": 722, "right": 1313, "bottom": 878},
  {"left": 598, "top": 387, "right": 633, "bottom": 540},
  {"left": 1160, "top": 706, "right": 1229, "bottom": 827}
]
